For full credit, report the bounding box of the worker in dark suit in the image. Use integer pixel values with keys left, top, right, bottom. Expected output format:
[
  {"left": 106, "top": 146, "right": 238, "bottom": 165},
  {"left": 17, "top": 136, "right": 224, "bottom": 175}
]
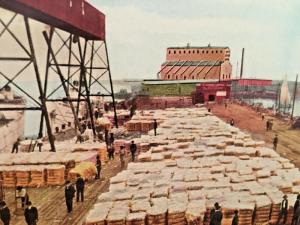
[
  {"left": 75, "top": 174, "right": 85, "bottom": 202},
  {"left": 11, "top": 138, "right": 20, "bottom": 153},
  {"left": 95, "top": 155, "right": 102, "bottom": 180},
  {"left": 130, "top": 140, "right": 137, "bottom": 162},
  {"left": 153, "top": 119, "right": 158, "bottom": 136},
  {"left": 231, "top": 210, "right": 239, "bottom": 225},
  {"left": 211, "top": 202, "right": 223, "bottom": 225},
  {"left": 292, "top": 194, "right": 300, "bottom": 225},
  {"left": 65, "top": 181, "right": 75, "bottom": 213},
  {"left": 209, "top": 208, "right": 215, "bottom": 225},
  {"left": 0, "top": 201, "right": 10, "bottom": 225},
  {"left": 276, "top": 195, "right": 288, "bottom": 225},
  {"left": 24, "top": 201, "right": 38, "bottom": 225},
  {"left": 273, "top": 134, "right": 278, "bottom": 150}
]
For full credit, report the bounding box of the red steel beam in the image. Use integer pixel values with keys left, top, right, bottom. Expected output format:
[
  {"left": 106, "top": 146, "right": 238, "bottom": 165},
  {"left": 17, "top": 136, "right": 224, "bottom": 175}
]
[{"left": 0, "top": 0, "right": 105, "bottom": 40}]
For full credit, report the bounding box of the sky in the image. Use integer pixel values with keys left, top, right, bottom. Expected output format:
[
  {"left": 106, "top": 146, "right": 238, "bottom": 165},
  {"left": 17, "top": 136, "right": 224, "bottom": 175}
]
[{"left": 90, "top": 0, "right": 300, "bottom": 81}]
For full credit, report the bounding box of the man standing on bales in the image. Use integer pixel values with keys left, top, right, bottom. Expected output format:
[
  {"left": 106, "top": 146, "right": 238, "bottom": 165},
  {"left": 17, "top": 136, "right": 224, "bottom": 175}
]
[
  {"left": 153, "top": 119, "right": 158, "bottom": 136},
  {"left": 130, "top": 140, "right": 137, "bottom": 162},
  {"left": 120, "top": 145, "right": 126, "bottom": 169},
  {"left": 95, "top": 155, "right": 101, "bottom": 180},
  {"left": 273, "top": 134, "right": 278, "bottom": 150}
]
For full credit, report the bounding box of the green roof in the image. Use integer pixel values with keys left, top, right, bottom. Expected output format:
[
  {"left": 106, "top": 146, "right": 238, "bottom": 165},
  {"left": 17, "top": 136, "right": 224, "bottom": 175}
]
[{"left": 142, "top": 79, "right": 219, "bottom": 85}]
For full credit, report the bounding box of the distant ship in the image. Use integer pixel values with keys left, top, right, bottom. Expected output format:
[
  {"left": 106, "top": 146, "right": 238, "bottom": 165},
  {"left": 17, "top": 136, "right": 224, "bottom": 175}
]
[{"left": 0, "top": 85, "right": 25, "bottom": 152}]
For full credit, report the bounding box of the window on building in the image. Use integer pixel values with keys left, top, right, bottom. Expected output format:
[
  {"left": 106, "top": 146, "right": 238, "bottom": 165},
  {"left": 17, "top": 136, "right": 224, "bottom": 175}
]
[
  {"left": 216, "top": 50, "right": 218, "bottom": 53},
  {"left": 192, "top": 50, "right": 195, "bottom": 53},
  {"left": 168, "top": 50, "right": 171, "bottom": 54},
  {"left": 179, "top": 50, "right": 181, "bottom": 54},
  {"left": 220, "top": 50, "right": 223, "bottom": 53},
  {"left": 168, "top": 75, "right": 170, "bottom": 79},
  {"left": 197, "top": 50, "right": 199, "bottom": 53},
  {"left": 192, "top": 76, "right": 194, "bottom": 79},
  {"left": 184, "top": 76, "right": 186, "bottom": 80},
  {"left": 212, "top": 51, "right": 214, "bottom": 53},
  {"left": 176, "top": 76, "right": 178, "bottom": 79},
  {"left": 174, "top": 50, "right": 176, "bottom": 54},
  {"left": 183, "top": 50, "right": 186, "bottom": 53},
  {"left": 188, "top": 50, "right": 191, "bottom": 54},
  {"left": 202, "top": 50, "right": 204, "bottom": 54},
  {"left": 223, "top": 74, "right": 225, "bottom": 79},
  {"left": 206, "top": 50, "right": 208, "bottom": 53}
]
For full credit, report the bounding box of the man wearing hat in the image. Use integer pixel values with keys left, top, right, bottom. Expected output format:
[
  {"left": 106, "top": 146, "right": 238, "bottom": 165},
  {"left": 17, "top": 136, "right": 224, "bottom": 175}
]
[
  {"left": 292, "top": 194, "right": 300, "bottom": 225},
  {"left": 0, "top": 201, "right": 10, "bottom": 225},
  {"left": 64, "top": 180, "right": 75, "bottom": 213},
  {"left": 211, "top": 202, "right": 223, "bottom": 225},
  {"left": 276, "top": 195, "right": 288, "bottom": 225},
  {"left": 24, "top": 201, "right": 38, "bottom": 225}
]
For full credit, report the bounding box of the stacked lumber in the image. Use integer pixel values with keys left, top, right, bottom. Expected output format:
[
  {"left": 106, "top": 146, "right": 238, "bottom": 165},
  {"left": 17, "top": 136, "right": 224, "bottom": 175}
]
[
  {"left": 253, "top": 195, "right": 272, "bottom": 224},
  {"left": 168, "top": 202, "right": 187, "bottom": 224},
  {"left": 126, "top": 212, "right": 146, "bottom": 225},
  {"left": 140, "top": 143, "right": 150, "bottom": 152},
  {"left": 0, "top": 151, "right": 98, "bottom": 166},
  {"left": 125, "top": 121, "right": 141, "bottom": 132},
  {"left": 16, "top": 169, "right": 30, "bottom": 187},
  {"left": 29, "top": 167, "right": 45, "bottom": 187},
  {"left": 96, "top": 147, "right": 108, "bottom": 163},
  {"left": 68, "top": 162, "right": 96, "bottom": 182},
  {"left": 141, "top": 121, "right": 153, "bottom": 132},
  {"left": 84, "top": 108, "right": 300, "bottom": 225},
  {"left": 238, "top": 202, "right": 254, "bottom": 225},
  {"left": 2, "top": 170, "right": 16, "bottom": 187},
  {"left": 46, "top": 165, "right": 65, "bottom": 186},
  {"left": 147, "top": 206, "right": 167, "bottom": 225}
]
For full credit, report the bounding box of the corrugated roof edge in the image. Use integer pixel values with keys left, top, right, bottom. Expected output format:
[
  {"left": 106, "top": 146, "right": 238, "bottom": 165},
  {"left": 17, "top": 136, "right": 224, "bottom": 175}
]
[
  {"left": 161, "top": 60, "right": 222, "bottom": 66},
  {"left": 167, "top": 46, "right": 229, "bottom": 49}
]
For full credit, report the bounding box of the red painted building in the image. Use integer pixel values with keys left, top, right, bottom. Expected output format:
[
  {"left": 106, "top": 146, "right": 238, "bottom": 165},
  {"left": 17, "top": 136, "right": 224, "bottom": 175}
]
[
  {"left": 192, "top": 82, "right": 231, "bottom": 104},
  {"left": 159, "top": 44, "right": 232, "bottom": 81}
]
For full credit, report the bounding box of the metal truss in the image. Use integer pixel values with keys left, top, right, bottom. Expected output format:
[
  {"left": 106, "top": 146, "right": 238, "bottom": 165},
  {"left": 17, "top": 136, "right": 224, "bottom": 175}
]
[
  {"left": 0, "top": 13, "right": 56, "bottom": 151},
  {"left": 0, "top": 11, "right": 118, "bottom": 151}
]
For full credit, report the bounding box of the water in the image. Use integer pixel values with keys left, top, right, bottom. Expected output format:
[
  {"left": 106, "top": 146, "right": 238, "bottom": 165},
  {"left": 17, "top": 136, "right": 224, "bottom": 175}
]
[{"left": 243, "top": 98, "right": 300, "bottom": 116}]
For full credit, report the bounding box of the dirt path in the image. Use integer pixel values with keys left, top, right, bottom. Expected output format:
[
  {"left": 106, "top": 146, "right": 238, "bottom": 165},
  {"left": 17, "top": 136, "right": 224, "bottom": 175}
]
[
  {"left": 4, "top": 157, "right": 129, "bottom": 225},
  {"left": 210, "top": 102, "right": 300, "bottom": 167}
]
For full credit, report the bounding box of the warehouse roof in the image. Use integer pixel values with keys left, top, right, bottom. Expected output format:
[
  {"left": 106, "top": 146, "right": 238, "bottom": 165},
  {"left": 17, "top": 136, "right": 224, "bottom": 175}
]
[
  {"left": 167, "top": 46, "right": 229, "bottom": 50},
  {"left": 161, "top": 60, "right": 222, "bottom": 67}
]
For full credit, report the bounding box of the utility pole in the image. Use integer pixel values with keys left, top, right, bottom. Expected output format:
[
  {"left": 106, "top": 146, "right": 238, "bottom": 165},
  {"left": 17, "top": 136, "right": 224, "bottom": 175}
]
[
  {"left": 240, "top": 48, "right": 244, "bottom": 78},
  {"left": 291, "top": 74, "right": 298, "bottom": 119},
  {"left": 236, "top": 61, "right": 239, "bottom": 78}
]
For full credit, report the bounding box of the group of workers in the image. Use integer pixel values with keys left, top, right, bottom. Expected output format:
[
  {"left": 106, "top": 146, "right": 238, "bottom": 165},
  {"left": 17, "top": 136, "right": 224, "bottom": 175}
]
[
  {"left": 207, "top": 194, "right": 300, "bottom": 225},
  {"left": 64, "top": 174, "right": 86, "bottom": 213},
  {"left": 11, "top": 138, "right": 43, "bottom": 154},
  {"left": 0, "top": 186, "right": 38, "bottom": 225}
]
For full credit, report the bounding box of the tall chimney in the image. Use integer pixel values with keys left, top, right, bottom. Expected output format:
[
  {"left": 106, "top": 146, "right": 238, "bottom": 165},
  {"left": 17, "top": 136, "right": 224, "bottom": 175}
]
[{"left": 240, "top": 48, "right": 244, "bottom": 78}]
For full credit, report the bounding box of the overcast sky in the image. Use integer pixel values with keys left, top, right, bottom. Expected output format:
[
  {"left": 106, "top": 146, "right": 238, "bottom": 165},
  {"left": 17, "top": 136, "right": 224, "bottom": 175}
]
[{"left": 91, "top": 0, "right": 300, "bottom": 81}]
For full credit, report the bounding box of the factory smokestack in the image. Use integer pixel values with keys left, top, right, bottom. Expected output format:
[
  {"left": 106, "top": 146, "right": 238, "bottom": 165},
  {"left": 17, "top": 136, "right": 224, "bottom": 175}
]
[{"left": 240, "top": 48, "right": 244, "bottom": 78}]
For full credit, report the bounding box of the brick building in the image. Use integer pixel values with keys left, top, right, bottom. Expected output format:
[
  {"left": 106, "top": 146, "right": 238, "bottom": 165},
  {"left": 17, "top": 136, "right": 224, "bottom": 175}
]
[{"left": 159, "top": 44, "right": 232, "bottom": 80}]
